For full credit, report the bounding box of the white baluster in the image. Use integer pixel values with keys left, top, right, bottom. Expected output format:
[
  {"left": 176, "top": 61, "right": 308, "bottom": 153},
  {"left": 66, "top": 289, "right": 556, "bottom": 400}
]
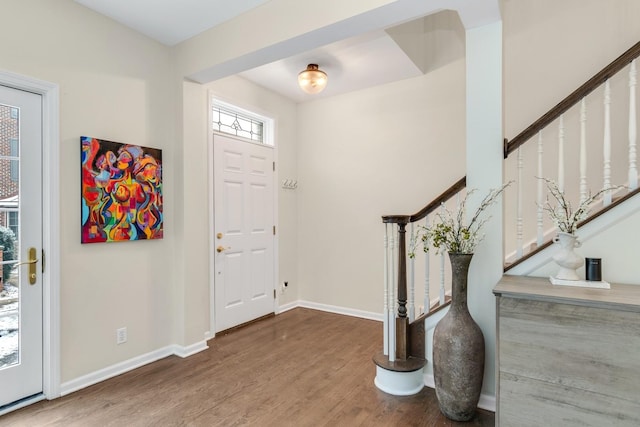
[
  {"left": 630, "top": 59, "right": 638, "bottom": 191},
  {"left": 423, "top": 215, "right": 430, "bottom": 315},
  {"left": 558, "top": 114, "right": 565, "bottom": 193},
  {"left": 604, "top": 79, "right": 612, "bottom": 206},
  {"left": 537, "top": 131, "right": 544, "bottom": 247},
  {"left": 439, "top": 252, "right": 445, "bottom": 305},
  {"left": 439, "top": 205, "right": 445, "bottom": 305},
  {"left": 408, "top": 222, "right": 415, "bottom": 322},
  {"left": 383, "top": 224, "right": 389, "bottom": 356},
  {"left": 516, "top": 146, "right": 523, "bottom": 258},
  {"left": 388, "top": 224, "right": 396, "bottom": 362},
  {"left": 580, "top": 98, "right": 588, "bottom": 204}
]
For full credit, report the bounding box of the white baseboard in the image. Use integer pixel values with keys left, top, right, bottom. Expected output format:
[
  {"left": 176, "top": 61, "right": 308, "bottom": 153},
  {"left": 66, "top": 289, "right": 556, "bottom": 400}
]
[
  {"left": 424, "top": 373, "right": 435, "bottom": 388},
  {"left": 172, "top": 340, "right": 209, "bottom": 358},
  {"left": 277, "top": 301, "right": 298, "bottom": 314},
  {"left": 478, "top": 393, "right": 496, "bottom": 413},
  {"left": 60, "top": 339, "right": 209, "bottom": 396},
  {"left": 295, "top": 300, "right": 383, "bottom": 322},
  {"left": 423, "top": 374, "right": 496, "bottom": 413}
]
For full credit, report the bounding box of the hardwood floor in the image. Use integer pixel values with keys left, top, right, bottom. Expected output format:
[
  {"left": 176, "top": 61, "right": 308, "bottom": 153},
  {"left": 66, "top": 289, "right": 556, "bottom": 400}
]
[{"left": 0, "top": 308, "right": 495, "bottom": 426}]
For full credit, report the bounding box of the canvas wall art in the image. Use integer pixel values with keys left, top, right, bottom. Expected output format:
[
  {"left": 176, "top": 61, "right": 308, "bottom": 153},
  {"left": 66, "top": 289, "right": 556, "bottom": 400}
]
[{"left": 81, "top": 136, "right": 163, "bottom": 243}]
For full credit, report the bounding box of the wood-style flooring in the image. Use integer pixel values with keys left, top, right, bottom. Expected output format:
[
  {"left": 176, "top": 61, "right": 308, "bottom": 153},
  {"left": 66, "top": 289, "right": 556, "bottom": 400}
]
[{"left": 0, "top": 308, "right": 495, "bottom": 426}]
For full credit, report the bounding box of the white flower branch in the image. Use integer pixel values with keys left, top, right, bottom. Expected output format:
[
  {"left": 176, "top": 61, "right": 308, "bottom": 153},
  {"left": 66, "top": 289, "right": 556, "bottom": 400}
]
[
  {"left": 538, "top": 177, "right": 621, "bottom": 234},
  {"left": 409, "top": 182, "right": 512, "bottom": 256}
]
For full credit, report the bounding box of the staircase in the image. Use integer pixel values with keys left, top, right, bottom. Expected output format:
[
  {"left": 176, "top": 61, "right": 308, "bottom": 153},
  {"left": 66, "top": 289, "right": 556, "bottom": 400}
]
[{"left": 374, "top": 40, "right": 640, "bottom": 396}]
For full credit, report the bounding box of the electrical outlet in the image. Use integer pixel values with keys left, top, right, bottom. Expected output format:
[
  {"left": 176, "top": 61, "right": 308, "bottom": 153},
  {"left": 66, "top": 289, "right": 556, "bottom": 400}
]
[
  {"left": 116, "top": 327, "right": 127, "bottom": 344},
  {"left": 281, "top": 281, "right": 289, "bottom": 294}
]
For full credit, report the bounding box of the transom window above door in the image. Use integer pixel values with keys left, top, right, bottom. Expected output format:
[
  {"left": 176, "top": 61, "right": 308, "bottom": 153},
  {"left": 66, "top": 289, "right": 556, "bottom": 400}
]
[{"left": 211, "top": 100, "right": 273, "bottom": 146}]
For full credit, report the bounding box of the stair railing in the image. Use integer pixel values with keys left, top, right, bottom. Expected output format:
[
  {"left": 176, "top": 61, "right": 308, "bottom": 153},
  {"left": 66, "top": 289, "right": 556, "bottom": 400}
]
[
  {"left": 378, "top": 40, "right": 640, "bottom": 364},
  {"left": 381, "top": 177, "right": 465, "bottom": 361},
  {"left": 504, "top": 41, "right": 640, "bottom": 267}
]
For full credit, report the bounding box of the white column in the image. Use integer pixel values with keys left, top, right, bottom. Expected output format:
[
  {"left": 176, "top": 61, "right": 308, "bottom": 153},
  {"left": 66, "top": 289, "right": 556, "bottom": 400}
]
[
  {"left": 604, "top": 79, "right": 612, "bottom": 206},
  {"left": 630, "top": 59, "right": 638, "bottom": 191},
  {"left": 465, "top": 21, "right": 503, "bottom": 399},
  {"left": 580, "top": 98, "right": 588, "bottom": 204}
]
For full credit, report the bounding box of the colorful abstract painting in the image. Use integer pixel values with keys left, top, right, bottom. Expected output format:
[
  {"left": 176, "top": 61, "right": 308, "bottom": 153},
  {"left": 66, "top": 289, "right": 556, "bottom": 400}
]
[{"left": 81, "top": 136, "right": 163, "bottom": 243}]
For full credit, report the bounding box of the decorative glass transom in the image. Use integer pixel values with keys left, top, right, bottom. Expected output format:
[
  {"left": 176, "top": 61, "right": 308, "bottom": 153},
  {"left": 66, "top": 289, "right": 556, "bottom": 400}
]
[{"left": 212, "top": 105, "right": 264, "bottom": 143}]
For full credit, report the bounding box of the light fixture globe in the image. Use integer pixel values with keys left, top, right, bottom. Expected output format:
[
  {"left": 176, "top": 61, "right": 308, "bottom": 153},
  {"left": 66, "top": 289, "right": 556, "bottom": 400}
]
[{"left": 298, "top": 64, "right": 328, "bottom": 94}]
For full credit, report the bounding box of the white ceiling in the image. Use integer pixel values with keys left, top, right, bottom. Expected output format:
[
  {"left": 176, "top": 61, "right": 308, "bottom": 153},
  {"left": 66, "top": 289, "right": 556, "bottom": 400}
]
[
  {"left": 238, "top": 31, "right": 424, "bottom": 103},
  {"left": 74, "top": 0, "right": 271, "bottom": 46},
  {"left": 73, "top": 1, "right": 497, "bottom": 103}
]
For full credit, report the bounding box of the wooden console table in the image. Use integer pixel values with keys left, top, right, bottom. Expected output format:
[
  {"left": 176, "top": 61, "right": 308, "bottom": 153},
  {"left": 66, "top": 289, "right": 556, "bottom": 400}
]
[{"left": 494, "top": 275, "right": 640, "bottom": 427}]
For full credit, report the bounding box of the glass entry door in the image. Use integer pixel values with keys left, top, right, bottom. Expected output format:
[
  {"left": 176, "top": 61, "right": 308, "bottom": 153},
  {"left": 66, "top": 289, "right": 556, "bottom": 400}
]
[{"left": 0, "top": 84, "right": 43, "bottom": 407}]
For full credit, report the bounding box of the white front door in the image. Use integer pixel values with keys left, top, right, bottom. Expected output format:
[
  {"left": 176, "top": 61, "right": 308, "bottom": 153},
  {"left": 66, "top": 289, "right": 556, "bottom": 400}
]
[
  {"left": 0, "top": 85, "right": 43, "bottom": 407},
  {"left": 213, "top": 134, "right": 275, "bottom": 332}
]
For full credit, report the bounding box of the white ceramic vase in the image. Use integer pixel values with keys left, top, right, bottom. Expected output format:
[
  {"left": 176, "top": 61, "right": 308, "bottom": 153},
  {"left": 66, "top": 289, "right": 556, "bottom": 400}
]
[{"left": 552, "top": 232, "right": 583, "bottom": 281}]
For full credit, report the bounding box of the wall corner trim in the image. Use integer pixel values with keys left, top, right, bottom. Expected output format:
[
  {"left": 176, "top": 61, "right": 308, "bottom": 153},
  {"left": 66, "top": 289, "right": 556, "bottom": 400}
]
[{"left": 173, "top": 340, "right": 209, "bottom": 358}]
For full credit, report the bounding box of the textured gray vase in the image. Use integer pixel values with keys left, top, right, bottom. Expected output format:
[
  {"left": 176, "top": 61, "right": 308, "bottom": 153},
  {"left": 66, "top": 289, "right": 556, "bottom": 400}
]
[{"left": 432, "top": 253, "right": 485, "bottom": 421}]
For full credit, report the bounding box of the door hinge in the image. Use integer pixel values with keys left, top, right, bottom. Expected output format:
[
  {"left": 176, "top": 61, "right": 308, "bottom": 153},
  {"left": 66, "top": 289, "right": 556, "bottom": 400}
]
[
  {"left": 273, "top": 225, "right": 276, "bottom": 235},
  {"left": 41, "top": 249, "right": 45, "bottom": 273},
  {"left": 273, "top": 161, "right": 275, "bottom": 172},
  {"left": 273, "top": 289, "right": 276, "bottom": 299}
]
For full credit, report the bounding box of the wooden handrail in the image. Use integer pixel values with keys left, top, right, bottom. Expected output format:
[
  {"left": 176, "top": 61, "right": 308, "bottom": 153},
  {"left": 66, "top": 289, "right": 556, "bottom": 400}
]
[
  {"left": 382, "top": 176, "right": 467, "bottom": 224},
  {"left": 504, "top": 41, "right": 640, "bottom": 158}
]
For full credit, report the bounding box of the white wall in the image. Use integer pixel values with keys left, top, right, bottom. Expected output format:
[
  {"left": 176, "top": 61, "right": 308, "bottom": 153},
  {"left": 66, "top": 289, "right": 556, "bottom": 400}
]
[
  {"left": 0, "top": 0, "right": 175, "bottom": 382},
  {"left": 503, "top": 0, "right": 640, "bottom": 138},
  {"left": 296, "top": 59, "right": 466, "bottom": 313}
]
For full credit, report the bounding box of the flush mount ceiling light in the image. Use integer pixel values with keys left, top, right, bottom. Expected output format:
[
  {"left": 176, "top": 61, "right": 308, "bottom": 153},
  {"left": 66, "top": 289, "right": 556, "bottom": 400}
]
[{"left": 298, "top": 64, "right": 328, "bottom": 94}]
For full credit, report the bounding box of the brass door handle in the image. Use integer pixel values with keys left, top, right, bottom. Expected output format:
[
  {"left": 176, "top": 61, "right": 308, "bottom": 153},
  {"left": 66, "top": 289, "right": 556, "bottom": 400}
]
[
  {"left": 15, "top": 247, "right": 38, "bottom": 285},
  {"left": 217, "top": 246, "right": 230, "bottom": 253}
]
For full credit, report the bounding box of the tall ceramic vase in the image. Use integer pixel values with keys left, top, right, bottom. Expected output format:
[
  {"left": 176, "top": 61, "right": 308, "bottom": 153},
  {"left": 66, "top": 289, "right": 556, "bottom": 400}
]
[
  {"left": 552, "top": 232, "right": 583, "bottom": 281},
  {"left": 432, "top": 253, "right": 485, "bottom": 422}
]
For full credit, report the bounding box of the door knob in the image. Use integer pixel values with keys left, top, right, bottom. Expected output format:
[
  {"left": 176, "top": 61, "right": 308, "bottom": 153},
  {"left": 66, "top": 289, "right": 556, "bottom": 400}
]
[
  {"left": 217, "top": 246, "right": 230, "bottom": 253},
  {"left": 15, "top": 247, "right": 38, "bottom": 285}
]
